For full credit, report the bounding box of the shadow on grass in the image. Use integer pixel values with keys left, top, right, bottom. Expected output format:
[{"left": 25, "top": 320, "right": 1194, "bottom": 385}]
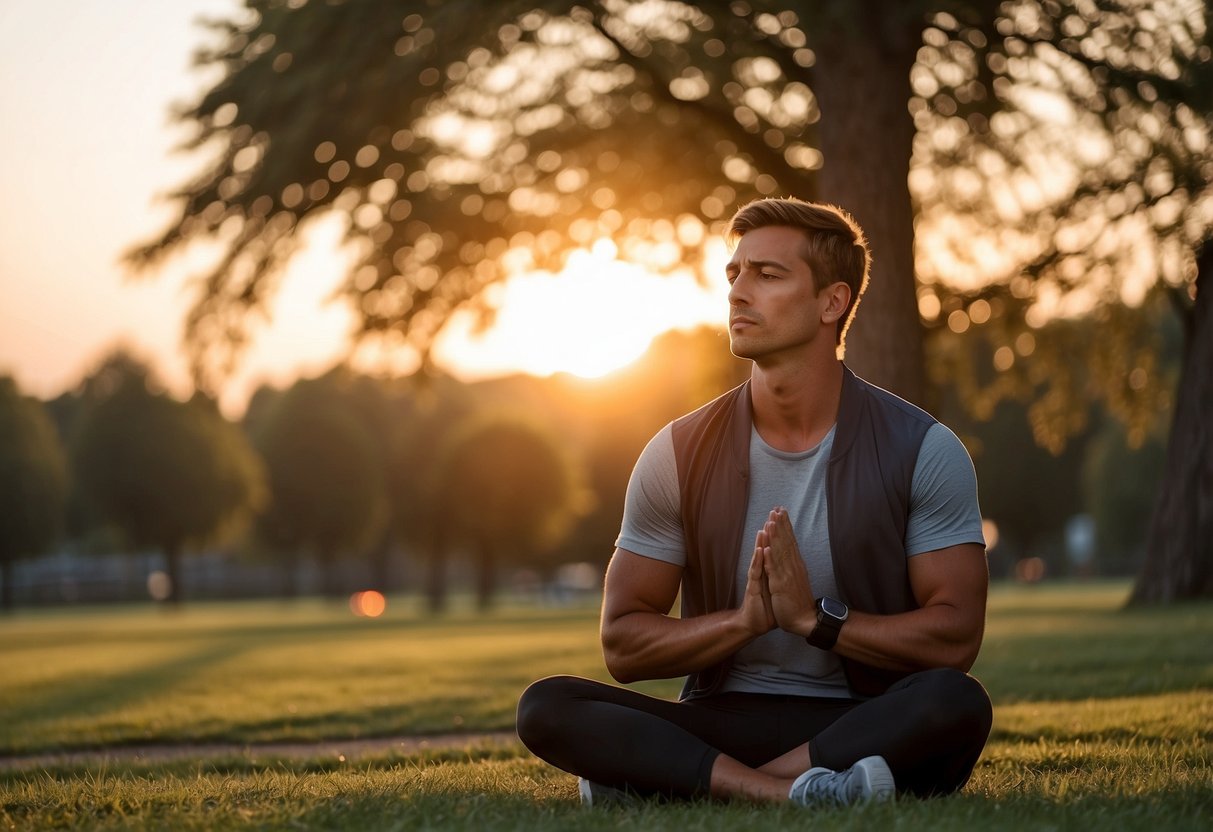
[{"left": 2, "top": 636, "right": 254, "bottom": 738}]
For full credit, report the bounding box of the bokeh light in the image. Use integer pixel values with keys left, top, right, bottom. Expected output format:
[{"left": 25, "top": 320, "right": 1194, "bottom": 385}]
[
  {"left": 349, "top": 590, "right": 386, "bottom": 618},
  {"left": 146, "top": 570, "right": 173, "bottom": 602},
  {"left": 1014, "top": 557, "right": 1046, "bottom": 584}
]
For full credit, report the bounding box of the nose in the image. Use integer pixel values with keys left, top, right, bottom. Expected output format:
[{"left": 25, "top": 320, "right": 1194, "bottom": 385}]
[{"left": 727, "top": 273, "right": 748, "bottom": 307}]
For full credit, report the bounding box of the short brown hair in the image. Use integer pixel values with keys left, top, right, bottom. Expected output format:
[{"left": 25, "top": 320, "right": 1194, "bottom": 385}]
[{"left": 727, "top": 197, "right": 871, "bottom": 349}]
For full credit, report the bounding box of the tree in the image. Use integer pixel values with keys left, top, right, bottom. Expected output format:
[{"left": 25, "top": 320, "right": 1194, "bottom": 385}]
[
  {"left": 1082, "top": 415, "right": 1169, "bottom": 575},
  {"left": 1133, "top": 243, "right": 1212, "bottom": 601},
  {"left": 908, "top": 3, "right": 1211, "bottom": 600},
  {"left": 0, "top": 377, "right": 69, "bottom": 612},
  {"left": 433, "top": 413, "right": 589, "bottom": 610},
  {"left": 70, "top": 355, "right": 265, "bottom": 604},
  {"left": 252, "top": 374, "right": 387, "bottom": 596},
  {"left": 133, "top": 1, "right": 1209, "bottom": 597},
  {"left": 129, "top": 0, "right": 938, "bottom": 401},
  {"left": 383, "top": 374, "right": 477, "bottom": 612}
]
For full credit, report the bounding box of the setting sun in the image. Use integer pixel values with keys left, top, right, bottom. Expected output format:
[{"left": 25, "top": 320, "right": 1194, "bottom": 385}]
[{"left": 433, "top": 239, "right": 730, "bottom": 380}]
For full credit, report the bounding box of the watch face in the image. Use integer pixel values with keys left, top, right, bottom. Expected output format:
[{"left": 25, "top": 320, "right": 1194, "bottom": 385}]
[{"left": 821, "top": 597, "right": 848, "bottom": 620}]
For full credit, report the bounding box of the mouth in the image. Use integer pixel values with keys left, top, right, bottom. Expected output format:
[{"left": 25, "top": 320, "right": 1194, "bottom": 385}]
[{"left": 730, "top": 316, "right": 758, "bottom": 330}]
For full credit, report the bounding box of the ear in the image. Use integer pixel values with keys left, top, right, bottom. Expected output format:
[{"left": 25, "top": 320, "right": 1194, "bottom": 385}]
[{"left": 820, "top": 282, "right": 851, "bottom": 324}]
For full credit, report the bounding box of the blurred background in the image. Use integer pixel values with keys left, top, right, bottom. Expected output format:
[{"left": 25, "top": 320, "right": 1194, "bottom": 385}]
[{"left": 1, "top": 0, "right": 1208, "bottom": 613}]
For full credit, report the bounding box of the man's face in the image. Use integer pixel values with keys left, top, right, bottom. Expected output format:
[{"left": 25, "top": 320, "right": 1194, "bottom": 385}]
[{"left": 725, "top": 225, "right": 835, "bottom": 362}]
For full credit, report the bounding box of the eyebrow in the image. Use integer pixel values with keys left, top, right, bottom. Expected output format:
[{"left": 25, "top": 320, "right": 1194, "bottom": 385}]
[{"left": 725, "top": 257, "right": 793, "bottom": 274}]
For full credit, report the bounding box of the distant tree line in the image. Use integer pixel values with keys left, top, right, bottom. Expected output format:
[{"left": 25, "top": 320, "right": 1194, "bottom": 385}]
[{"left": 0, "top": 308, "right": 1172, "bottom": 613}]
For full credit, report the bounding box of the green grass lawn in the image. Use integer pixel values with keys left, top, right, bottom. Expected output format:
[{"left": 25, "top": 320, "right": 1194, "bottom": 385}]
[{"left": 1, "top": 581, "right": 1210, "bottom": 830}]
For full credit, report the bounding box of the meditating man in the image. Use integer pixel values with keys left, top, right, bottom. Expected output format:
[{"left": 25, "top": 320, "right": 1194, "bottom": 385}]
[{"left": 517, "top": 197, "right": 992, "bottom": 807}]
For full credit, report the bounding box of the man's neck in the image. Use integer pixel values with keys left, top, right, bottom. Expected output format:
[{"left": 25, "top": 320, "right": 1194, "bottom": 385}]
[{"left": 749, "top": 353, "right": 844, "bottom": 453}]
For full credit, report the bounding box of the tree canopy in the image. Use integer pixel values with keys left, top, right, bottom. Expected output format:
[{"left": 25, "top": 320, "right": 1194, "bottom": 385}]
[
  {"left": 433, "top": 413, "right": 589, "bottom": 608},
  {"left": 252, "top": 374, "right": 389, "bottom": 595},
  {"left": 131, "top": 0, "right": 1212, "bottom": 599},
  {"left": 70, "top": 354, "right": 266, "bottom": 603},
  {"left": 132, "top": 0, "right": 1208, "bottom": 384},
  {"left": 0, "top": 377, "right": 69, "bottom": 611}
]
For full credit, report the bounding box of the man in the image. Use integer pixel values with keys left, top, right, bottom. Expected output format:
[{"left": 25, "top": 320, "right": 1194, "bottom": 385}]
[{"left": 517, "top": 197, "right": 992, "bottom": 807}]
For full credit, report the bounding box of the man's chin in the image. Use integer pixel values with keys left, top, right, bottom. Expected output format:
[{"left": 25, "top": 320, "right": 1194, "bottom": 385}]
[{"left": 728, "top": 341, "right": 759, "bottom": 361}]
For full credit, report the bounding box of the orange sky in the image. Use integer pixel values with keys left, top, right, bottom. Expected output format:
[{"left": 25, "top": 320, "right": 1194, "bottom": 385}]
[{"left": 0, "top": 1, "right": 729, "bottom": 417}]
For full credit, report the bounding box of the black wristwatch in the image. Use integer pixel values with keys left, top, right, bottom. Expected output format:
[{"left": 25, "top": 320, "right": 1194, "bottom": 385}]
[{"left": 806, "top": 596, "right": 848, "bottom": 650}]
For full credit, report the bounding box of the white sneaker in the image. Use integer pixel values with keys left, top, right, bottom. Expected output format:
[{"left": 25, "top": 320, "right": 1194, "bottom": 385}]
[
  {"left": 788, "top": 755, "right": 895, "bottom": 806},
  {"left": 578, "top": 777, "right": 637, "bottom": 807}
]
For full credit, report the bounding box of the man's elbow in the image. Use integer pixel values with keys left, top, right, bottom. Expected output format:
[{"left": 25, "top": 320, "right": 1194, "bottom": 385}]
[
  {"left": 600, "top": 626, "right": 639, "bottom": 684},
  {"left": 944, "top": 633, "right": 983, "bottom": 673},
  {"left": 604, "top": 654, "right": 642, "bottom": 684}
]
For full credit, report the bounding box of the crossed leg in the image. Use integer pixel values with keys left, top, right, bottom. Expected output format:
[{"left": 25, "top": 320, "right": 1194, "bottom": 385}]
[{"left": 516, "top": 669, "right": 991, "bottom": 802}]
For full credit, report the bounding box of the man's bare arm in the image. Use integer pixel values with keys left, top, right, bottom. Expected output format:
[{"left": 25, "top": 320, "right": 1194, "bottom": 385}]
[
  {"left": 761, "top": 510, "right": 987, "bottom": 672},
  {"left": 829, "top": 543, "right": 988, "bottom": 672},
  {"left": 600, "top": 546, "right": 774, "bottom": 684}
]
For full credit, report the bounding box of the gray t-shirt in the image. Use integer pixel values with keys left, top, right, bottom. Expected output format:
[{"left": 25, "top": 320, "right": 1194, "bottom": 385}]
[{"left": 615, "top": 420, "right": 985, "bottom": 698}]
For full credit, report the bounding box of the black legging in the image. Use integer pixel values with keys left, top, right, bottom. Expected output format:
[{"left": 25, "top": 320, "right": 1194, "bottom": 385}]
[{"left": 516, "top": 668, "right": 992, "bottom": 799}]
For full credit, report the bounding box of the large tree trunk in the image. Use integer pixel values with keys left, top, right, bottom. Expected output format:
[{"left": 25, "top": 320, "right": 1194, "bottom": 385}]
[
  {"left": 807, "top": 4, "right": 926, "bottom": 406},
  {"left": 1131, "top": 244, "right": 1213, "bottom": 603}
]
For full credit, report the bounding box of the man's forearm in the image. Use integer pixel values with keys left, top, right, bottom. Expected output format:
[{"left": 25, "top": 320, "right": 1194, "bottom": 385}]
[
  {"left": 601, "top": 608, "right": 760, "bottom": 684},
  {"left": 820, "top": 605, "right": 984, "bottom": 673}
]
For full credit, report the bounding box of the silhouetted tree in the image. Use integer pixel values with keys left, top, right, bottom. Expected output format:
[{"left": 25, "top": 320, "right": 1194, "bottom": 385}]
[
  {"left": 433, "top": 413, "right": 588, "bottom": 609},
  {"left": 253, "top": 375, "right": 388, "bottom": 596},
  {"left": 70, "top": 355, "right": 265, "bottom": 604},
  {"left": 0, "top": 377, "right": 69, "bottom": 611},
  {"left": 131, "top": 1, "right": 1209, "bottom": 598},
  {"left": 384, "top": 375, "right": 477, "bottom": 612},
  {"left": 1083, "top": 416, "right": 1169, "bottom": 575},
  {"left": 910, "top": 4, "right": 1211, "bottom": 600},
  {"left": 129, "top": 0, "right": 947, "bottom": 402}
]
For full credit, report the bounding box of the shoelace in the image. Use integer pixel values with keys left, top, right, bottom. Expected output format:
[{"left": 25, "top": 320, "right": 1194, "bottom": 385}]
[{"left": 792, "top": 768, "right": 855, "bottom": 804}]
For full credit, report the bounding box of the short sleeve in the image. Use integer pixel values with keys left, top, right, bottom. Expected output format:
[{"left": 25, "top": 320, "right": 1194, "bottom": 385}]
[
  {"left": 905, "top": 423, "right": 986, "bottom": 556},
  {"left": 614, "top": 424, "right": 687, "bottom": 566}
]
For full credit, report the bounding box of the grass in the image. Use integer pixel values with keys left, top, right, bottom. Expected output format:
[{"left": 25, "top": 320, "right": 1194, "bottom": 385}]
[{"left": 1, "top": 580, "right": 1210, "bottom": 830}]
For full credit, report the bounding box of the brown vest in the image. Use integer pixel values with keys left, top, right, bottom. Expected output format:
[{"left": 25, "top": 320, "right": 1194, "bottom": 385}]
[{"left": 670, "top": 366, "right": 935, "bottom": 698}]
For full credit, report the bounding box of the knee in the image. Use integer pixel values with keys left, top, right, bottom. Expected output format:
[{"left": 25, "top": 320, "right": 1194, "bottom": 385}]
[
  {"left": 907, "top": 668, "right": 993, "bottom": 737},
  {"left": 516, "top": 675, "right": 583, "bottom": 751}
]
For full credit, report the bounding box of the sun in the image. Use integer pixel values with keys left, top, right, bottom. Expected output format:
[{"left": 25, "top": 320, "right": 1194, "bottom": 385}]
[{"left": 434, "top": 239, "right": 729, "bottom": 380}]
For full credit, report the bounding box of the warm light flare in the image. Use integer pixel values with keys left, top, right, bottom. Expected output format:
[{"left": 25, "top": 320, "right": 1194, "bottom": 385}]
[
  {"left": 434, "top": 239, "right": 729, "bottom": 380},
  {"left": 350, "top": 590, "right": 387, "bottom": 617}
]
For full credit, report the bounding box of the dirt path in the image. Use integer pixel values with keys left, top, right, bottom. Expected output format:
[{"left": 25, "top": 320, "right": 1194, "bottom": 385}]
[{"left": 0, "top": 731, "right": 519, "bottom": 772}]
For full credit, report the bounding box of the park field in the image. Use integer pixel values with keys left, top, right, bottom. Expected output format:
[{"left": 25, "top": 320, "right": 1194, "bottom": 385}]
[{"left": 1, "top": 581, "right": 1210, "bottom": 830}]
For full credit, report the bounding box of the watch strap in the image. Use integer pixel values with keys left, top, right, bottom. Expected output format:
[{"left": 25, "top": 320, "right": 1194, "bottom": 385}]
[{"left": 806, "top": 598, "right": 845, "bottom": 650}]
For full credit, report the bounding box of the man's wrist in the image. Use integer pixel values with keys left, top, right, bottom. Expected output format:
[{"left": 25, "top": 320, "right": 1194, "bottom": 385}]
[{"left": 792, "top": 609, "right": 817, "bottom": 639}]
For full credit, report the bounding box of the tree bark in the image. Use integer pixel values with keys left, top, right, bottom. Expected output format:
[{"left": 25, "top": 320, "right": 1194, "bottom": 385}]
[
  {"left": 1131, "top": 243, "right": 1213, "bottom": 603},
  {"left": 807, "top": 4, "right": 926, "bottom": 406}
]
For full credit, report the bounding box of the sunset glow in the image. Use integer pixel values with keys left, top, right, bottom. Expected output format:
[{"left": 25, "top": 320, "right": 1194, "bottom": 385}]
[
  {"left": 433, "top": 239, "right": 730, "bottom": 381},
  {"left": 0, "top": 2, "right": 737, "bottom": 416}
]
